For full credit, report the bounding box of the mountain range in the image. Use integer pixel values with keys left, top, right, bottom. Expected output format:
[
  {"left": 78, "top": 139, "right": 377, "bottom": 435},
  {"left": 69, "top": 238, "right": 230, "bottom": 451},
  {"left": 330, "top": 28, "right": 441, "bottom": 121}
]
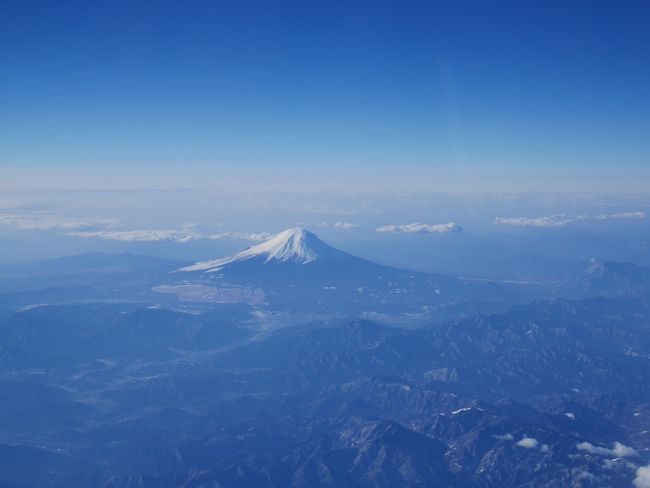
[
  {"left": 2, "top": 229, "right": 650, "bottom": 486},
  {"left": 1, "top": 295, "right": 649, "bottom": 486}
]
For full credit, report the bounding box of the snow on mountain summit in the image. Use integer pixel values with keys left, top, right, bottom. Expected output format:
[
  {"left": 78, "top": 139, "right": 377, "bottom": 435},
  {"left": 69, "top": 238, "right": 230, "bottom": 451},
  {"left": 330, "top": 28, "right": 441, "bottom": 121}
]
[{"left": 179, "top": 227, "right": 352, "bottom": 273}]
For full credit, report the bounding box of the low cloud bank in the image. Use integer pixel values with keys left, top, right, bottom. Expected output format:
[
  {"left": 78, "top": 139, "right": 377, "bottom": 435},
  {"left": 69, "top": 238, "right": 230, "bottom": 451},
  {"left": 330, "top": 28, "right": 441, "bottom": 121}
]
[
  {"left": 0, "top": 214, "right": 120, "bottom": 231},
  {"left": 69, "top": 229, "right": 272, "bottom": 243},
  {"left": 494, "top": 211, "right": 646, "bottom": 228}
]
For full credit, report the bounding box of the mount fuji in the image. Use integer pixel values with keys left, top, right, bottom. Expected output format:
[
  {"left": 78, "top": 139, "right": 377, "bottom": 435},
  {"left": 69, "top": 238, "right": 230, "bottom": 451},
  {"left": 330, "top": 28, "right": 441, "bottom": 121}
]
[
  {"left": 175, "top": 228, "right": 413, "bottom": 310},
  {"left": 179, "top": 228, "right": 359, "bottom": 273},
  {"left": 172, "top": 227, "right": 432, "bottom": 313},
  {"left": 169, "top": 227, "right": 536, "bottom": 317}
]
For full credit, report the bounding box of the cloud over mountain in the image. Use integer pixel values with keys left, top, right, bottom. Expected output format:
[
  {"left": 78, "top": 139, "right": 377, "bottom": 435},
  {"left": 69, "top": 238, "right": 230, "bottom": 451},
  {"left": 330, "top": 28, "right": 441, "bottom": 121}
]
[
  {"left": 576, "top": 441, "right": 638, "bottom": 458},
  {"left": 634, "top": 465, "right": 650, "bottom": 488},
  {"left": 516, "top": 437, "right": 539, "bottom": 449}
]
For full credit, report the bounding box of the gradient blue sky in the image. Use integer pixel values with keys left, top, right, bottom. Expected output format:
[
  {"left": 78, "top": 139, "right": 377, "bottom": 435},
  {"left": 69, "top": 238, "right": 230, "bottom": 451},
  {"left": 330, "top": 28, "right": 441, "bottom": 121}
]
[{"left": 2, "top": 1, "right": 650, "bottom": 191}]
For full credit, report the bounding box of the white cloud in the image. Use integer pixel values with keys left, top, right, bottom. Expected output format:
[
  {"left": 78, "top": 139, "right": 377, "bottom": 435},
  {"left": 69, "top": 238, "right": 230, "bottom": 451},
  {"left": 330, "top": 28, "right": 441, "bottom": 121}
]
[
  {"left": 507, "top": 435, "right": 550, "bottom": 451},
  {"left": 376, "top": 222, "right": 462, "bottom": 234},
  {"left": 493, "top": 433, "right": 514, "bottom": 440},
  {"left": 206, "top": 232, "right": 272, "bottom": 241},
  {"left": 0, "top": 214, "right": 120, "bottom": 231},
  {"left": 595, "top": 211, "right": 646, "bottom": 220},
  {"left": 68, "top": 229, "right": 271, "bottom": 243},
  {"left": 0, "top": 209, "right": 272, "bottom": 244},
  {"left": 494, "top": 214, "right": 585, "bottom": 228},
  {"left": 318, "top": 222, "right": 360, "bottom": 230},
  {"left": 516, "top": 437, "right": 539, "bottom": 449},
  {"left": 634, "top": 465, "right": 650, "bottom": 488},
  {"left": 68, "top": 229, "right": 202, "bottom": 243},
  {"left": 334, "top": 222, "right": 359, "bottom": 230},
  {"left": 0, "top": 208, "right": 272, "bottom": 244},
  {"left": 494, "top": 211, "right": 646, "bottom": 228},
  {"left": 576, "top": 441, "right": 639, "bottom": 458}
]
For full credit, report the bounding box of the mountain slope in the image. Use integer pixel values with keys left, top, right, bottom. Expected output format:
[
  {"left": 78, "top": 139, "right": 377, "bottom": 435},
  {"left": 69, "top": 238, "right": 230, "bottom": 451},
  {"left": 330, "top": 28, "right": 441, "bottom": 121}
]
[{"left": 583, "top": 259, "right": 650, "bottom": 295}]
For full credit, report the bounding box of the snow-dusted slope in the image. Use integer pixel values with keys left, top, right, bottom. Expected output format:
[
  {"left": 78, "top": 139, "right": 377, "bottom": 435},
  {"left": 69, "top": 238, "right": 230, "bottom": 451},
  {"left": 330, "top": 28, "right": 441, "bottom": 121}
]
[{"left": 179, "top": 227, "right": 353, "bottom": 273}]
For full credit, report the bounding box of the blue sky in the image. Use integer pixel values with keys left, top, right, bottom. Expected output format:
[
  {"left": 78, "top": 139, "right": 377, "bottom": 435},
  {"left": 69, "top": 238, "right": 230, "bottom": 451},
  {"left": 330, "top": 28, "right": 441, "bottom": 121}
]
[{"left": 2, "top": 0, "right": 649, "bottom": 191}]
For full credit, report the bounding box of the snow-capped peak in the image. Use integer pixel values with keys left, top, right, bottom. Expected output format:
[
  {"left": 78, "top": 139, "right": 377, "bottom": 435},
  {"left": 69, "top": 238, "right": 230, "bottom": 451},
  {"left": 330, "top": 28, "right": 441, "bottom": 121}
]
[
  {"left": 179, "top": 227, "right": 350, "bottom": 273},
  {"left": 256, "top": 227, "right": 319, "bottom": 264}
]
